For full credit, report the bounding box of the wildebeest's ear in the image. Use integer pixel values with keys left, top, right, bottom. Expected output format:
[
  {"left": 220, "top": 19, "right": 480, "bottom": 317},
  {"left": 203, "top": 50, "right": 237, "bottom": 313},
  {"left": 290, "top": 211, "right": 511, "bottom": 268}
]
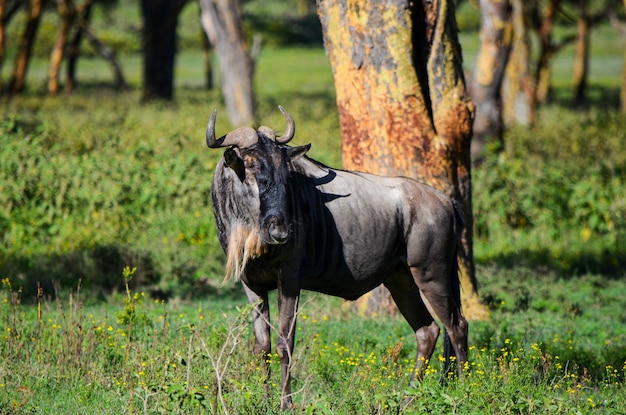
[
  {"left": 288, "top": 144, "right": 311, "bottom": 161},
  {"left": 224, "top": 148, "right": 245, "bottom": 182}
]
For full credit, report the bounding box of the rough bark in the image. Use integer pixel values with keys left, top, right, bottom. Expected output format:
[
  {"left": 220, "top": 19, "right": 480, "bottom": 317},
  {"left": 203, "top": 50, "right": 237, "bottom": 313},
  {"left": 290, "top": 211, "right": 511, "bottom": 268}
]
[
  {"left": 140, "top": 0, "right": 188, "bottom": 101},
  {"left": 317, "top": 0, "right": 487, "bottom": 320},
  {"left": 502, "top": 0, "right": 535, "bottom": 127},
  {"left": 10, "top": 0, "right": 47, "bottom": 94},
  {"left": 199, "top": 0, "right": 257, "bottom": 126},
  {"left": 572, "top": 0, "right": 589, "bottom": 106},
  {"left": 469, "top": 0, "right": 512, "bottom": 163}
]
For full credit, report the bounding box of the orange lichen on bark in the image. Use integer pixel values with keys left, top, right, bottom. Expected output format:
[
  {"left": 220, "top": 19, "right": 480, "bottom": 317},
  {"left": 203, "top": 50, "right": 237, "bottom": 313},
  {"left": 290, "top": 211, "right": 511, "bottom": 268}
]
[
  {"left": 320, "top": 0, "right": 435, "bottom": 178},
  {"left": 318, "top": 0, "right": 487, "bottom": 319}
]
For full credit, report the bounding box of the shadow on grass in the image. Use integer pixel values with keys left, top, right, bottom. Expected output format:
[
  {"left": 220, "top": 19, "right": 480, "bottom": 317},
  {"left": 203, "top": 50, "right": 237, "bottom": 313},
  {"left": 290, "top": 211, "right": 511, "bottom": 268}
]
[
  {"left": 477, "top": 247, "right": 626, "bottom": 279},
  {"left": 0, "top": 245, "right": 244, "bottom": 304},
  {"left": 544, "top": 85, "right": 621, "bottom": 111}
]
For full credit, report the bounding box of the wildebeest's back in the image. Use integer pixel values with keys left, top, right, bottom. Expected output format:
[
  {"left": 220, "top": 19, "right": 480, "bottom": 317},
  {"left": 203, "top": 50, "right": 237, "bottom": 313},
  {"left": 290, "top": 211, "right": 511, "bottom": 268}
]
[{"left": 292, "top": 158, "right": 456, "bottom": 299}]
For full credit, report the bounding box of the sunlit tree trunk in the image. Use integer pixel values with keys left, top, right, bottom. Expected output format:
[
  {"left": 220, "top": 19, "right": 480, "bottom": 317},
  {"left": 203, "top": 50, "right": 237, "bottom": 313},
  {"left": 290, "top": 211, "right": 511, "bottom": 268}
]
[
  {"left": 10, "top": 0, "right": 47, "bottom": 94},
  {"left": 48, "top": 0, "right": 74, "bottom": 95},
  {"left": 199, "top": 0, "right": 258, "bottom": 126},
  {"left": 535, "top": 0, "right": 557, "bottom": 104},
  {"left": 502, "top": 0, "right": 535, "bottom": 127},
  {"left": 469, "top": 0, "right": 512, "bottom": 163},
  {"left": 317, "top": 0, "right": 487, "bottom": 320},
  {"left": 572, "top": 0, "right": 589, "bottom": 106}
]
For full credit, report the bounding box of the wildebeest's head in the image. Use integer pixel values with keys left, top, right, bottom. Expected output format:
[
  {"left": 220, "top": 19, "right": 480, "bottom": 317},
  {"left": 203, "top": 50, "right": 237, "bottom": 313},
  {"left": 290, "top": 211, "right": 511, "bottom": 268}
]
[{"left": 207, "top": 106, "right": 310, "bottom": 251}]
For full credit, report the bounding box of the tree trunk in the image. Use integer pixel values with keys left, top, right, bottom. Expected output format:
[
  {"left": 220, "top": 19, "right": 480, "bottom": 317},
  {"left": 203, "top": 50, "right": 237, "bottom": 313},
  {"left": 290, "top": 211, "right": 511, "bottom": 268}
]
[
  {"left": 623, "top": 0, "right": 626, "bottom": 113},
  {"left": 140, "top": 0, "right": 188, "bottom": 101},
  {"left": 317, "top": 0, "right": 487, "bottom": 320},
  {"left": 535, "top": 0, "right": 557, "bottom": 104},
  {"left": 200, "top": 22, "right": 214, "bottom": 90},
  {"left": 48, "top": 0, "right": 74, "bottom": 95},
  {"left": 81, "top": 23, "right": 129, "bottom": 91},
  {"left": 502, "top": 0, "right": 535, "bottom": 127},
  {"left": 622, "top": 46, "right": 626, "bottom": 113},
  {"left": 199, "top": 0, "right": 257, "bottom": 126},
  {"left": 572, "top": 0, "right": 589, "bottom": 106},
  {"left": 621, "top": 0, "right": 626, "bottom": 113},
  {"left": 66, "top": 0, "right": 94, "bottom": 93},
  {"left": 609, "top": 0, "right": 626, "bottom": 113},
  {"left": 10, "top": 0, "right": 47, "bottom": 94},
  {"left": 0, "top": 0, "right": 7, "bottom": 96},
  {"left": 469, "top": 0, "right": 512, "bottom": 163}
]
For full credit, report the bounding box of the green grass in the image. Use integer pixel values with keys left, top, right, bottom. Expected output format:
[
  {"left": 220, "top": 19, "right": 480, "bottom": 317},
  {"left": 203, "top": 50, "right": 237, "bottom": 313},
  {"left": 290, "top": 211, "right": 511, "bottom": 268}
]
[{"left": 2, "top": 269, "right": 626, "bottom": 413}]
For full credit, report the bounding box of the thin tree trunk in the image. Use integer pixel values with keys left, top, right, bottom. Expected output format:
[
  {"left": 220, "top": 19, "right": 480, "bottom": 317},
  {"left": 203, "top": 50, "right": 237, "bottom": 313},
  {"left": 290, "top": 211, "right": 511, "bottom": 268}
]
[
  {"left": 0, "top": 1, "right": 23, "bottom": 94},
  {"left": 572, "top": 0, "right": 589, "bottom": 106},
  {"left": 611, "top": 0, "right": 626, "bottom": 114},
  {"left": 0, "top": 0, "right": 7, "bottom": 95},
  {"left": 201, "top": 22, "right": 214, "bottom": 90},
  {"left": 66, "top": 0, "right": 94, "bottom": 93},
  {"left": 80, "top": 23, "right": 128, "bottom": 91},
  {"left": 48, "top": 0, "right": 73, "bottom": 95},
  {"left": 470, "top": 0, "right": 512, "bottom": 163},
  {"left": 317, "top": 0, "right": 486, "bottom": 320},
  {"left": 535, "top": 0, "right": 557, "bottom": 104},
  {"left": 10, "top": 0, "right": 47, "bottom": 94},
  {"left": 609, "top": 0, "right": 626, "bottom": 112},
  {"left": 622, "top": 0, "right": 626, "bottom": 113},
  {"left": 622, "top": 46, "right": 626, "bottom": 113},
  {"left": 199, "top": 0, "right": 256, "bottom": 126},
  {"left": 502, "top": 0, "right": 535, "bottom": 127}
]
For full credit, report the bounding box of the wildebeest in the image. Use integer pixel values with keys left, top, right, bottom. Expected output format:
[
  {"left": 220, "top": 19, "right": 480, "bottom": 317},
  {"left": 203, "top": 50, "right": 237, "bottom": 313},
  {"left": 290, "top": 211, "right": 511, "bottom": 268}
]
[{"left": 207, "top": 106, "right": 468, "bottom": 410}]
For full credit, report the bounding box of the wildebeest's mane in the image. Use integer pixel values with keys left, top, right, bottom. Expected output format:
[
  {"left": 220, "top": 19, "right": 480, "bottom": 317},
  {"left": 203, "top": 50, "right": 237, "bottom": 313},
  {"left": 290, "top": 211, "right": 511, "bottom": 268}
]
[{"left": 211, "top": 158, "right": 268, "bottom": 283}]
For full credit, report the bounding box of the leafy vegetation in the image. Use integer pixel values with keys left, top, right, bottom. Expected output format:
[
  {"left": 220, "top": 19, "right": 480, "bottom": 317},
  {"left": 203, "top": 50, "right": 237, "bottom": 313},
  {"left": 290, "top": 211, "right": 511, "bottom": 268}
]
[{"left": 474, "top": 107, "right": 626, "bottom": 275}]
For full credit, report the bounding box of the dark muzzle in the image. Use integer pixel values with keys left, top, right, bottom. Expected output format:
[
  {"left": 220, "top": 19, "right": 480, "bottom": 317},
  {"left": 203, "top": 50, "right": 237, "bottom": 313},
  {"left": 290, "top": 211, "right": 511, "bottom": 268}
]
[{"left": 264, "top": 215, "right": 290, "bottom": 245}]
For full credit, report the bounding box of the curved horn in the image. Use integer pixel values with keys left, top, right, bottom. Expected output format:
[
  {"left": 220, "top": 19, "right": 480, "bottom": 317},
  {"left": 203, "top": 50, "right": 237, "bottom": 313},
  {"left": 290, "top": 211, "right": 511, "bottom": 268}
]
[
  {"left": 206, "top": 109, "right": 259, "bottom": 148},
  {"left": 275, "top": 105, "right": 295, "bottom": 144},
  {"left": 206, "top": 109, "right": 218, "bottom": 148}
]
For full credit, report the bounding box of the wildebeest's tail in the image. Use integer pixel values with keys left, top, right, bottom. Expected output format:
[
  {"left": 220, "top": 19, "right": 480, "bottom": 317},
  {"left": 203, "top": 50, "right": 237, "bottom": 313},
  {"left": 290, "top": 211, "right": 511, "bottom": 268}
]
[{"left": 443, "top": 199, "right": 465, "bottom": 375}]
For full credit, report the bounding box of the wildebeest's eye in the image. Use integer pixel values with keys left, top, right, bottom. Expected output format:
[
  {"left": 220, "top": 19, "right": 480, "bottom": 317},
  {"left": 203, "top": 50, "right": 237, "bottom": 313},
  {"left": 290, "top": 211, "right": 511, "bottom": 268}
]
[{"left": 245, "top": 158, "right": 259, "bottom": 171}]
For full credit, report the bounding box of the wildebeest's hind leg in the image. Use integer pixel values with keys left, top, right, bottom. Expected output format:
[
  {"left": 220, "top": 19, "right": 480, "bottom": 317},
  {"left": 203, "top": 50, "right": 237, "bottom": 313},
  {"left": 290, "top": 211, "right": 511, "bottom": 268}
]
[
  {"left": 408, "top": 266, "right": 468, "bottom": 376},
  {"left": 384, "top": 275, "right": 440, "bottom": 384},
  {"left": 243, "top": 284, "right": 272, "bottom": 389}
]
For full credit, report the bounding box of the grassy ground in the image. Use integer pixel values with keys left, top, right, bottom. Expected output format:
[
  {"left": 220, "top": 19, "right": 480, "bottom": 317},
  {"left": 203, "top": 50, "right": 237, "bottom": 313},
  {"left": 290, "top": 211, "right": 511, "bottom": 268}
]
[
  {"left": 1, "top": 268, "right": 625, "bottom": 413},
  {"left": 1, "top": 2, "right": 626, "bottom": 413}
]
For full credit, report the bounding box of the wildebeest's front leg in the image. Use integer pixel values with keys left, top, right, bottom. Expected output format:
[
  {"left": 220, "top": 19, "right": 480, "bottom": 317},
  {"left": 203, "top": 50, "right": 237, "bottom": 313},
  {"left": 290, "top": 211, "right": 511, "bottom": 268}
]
[
  {"left": 243, "top": 284, "right": 271, "bottom": 384},
  {"left": 276, "top": 273, "right": 300, "bottom": 410}
]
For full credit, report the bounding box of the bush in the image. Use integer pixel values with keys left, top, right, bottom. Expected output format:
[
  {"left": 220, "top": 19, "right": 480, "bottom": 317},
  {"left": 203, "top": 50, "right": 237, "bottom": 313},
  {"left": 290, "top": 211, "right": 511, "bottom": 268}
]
[
  {"left": 473, "top": 108, "right": 626, "bottom": 275},
  {"left": 0, "top": 107, "right": 223, "bottom": 300}
]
